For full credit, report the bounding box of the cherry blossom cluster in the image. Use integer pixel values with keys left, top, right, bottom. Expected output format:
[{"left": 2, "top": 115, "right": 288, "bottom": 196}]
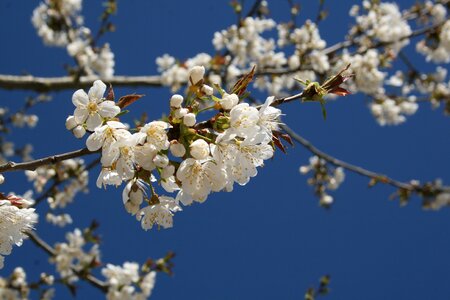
[
  {"left": 300, "top": 156, "right": 345, "bottom": 207},
  {"left": 48, "top": 225, "right": 172, "bottom": 299},
  {"left": 102, "top": 262, "right": 156, "bottom": 300},
  {"left": 25, "top": 158, "right": 89, "bottom": 227},
  {"left": 32, "top": 0, "right": 115, "bottom": 77},
  {"left": 349, "top": 1, "right": 411, "bottom": 52},
  {"left": 51, "top": 228, "right": 100, "bottom": 284},
  {"left": 0, "top": 195, "right": 38, "bottom": 269},
  {"left": 0, "top": 268, "right": 54, "bottom": 300},
  {"left": 65, "top": 66, "right": 282, "bottom": 230},
  {"left": 155, "top": 1, "right": 450, "bottom": 125}
]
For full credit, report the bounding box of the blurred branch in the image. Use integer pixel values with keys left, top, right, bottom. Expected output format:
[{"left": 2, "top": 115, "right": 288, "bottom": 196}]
[
  {"left": 0, "top": 75, "right": 163, "bottom": 92},
  {"left": 0, "top": 148, "right": 98, "bottom": 173},
  {"left": 26, "top": 231, "right": 107, "bottom": 293},
  {"left": 280, "top": 123, "right": 450, "bottom": 195}
]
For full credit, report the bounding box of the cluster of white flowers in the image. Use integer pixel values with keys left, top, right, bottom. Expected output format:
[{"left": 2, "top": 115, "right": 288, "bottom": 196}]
[
  {"left": 0, "top": 267, "right": 30, "bottom": 299},
  {"left": 102, "top": 262, "right": 156, "bottom": 300},
  {"left": 350, "top": 1, "right": 411, "bottom": 52},
  {"left": 280, "top": 20, "right": 329, "bottom": 73},
  {"left": 32, "top": 0, "right": 115, "bottom": 77},
  {"left": 10, "top": 113, "right": 39, "bottom": 129},
  {"left": 417, "top": 20, "right": 450, "bottom": 63},
  {"left": 66, "top": 66, "right": 282, "bottom": 230},
  {"left": 26, "top": 158, "right": 88, "bottom": 220},
  {"left": 32, "top": 0, "right": 82, "bottom": 46},
  {"left": 370, "top": 97, "right": 418, "bottom": 126},
  {"left": 51, "top": 228, "right": 100, "bottom": 283},
  {"left": 157, "top": 16, "right": 300, "bottom": 95},
  {"left": 156, "top": 53, "right": 212, "bottom": 92},
  {"left": 46, "top": 213, "right": 73, "bottom": 227},
  {"left": 0, "top": 195, "right": 38, "bottom": 269},
  {"left": 300, "top": 156, "right": 345, "bottom": 206},
  {"left": 335, "top": 49, "right": 386, "bottom": 95}
]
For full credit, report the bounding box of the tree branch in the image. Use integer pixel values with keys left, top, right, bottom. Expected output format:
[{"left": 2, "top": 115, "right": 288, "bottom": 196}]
[
  {"left": 26, "top": 231, "right": 108, "bottom": 293},
  {"left": 0, "top": 75, "right": 163, "bottom": 92},
  {"left": 0, "top": 148, "right": 98, "bottom": 173},
  {"left": 280, "top": 123, "right": 450, "bottom": 194}
]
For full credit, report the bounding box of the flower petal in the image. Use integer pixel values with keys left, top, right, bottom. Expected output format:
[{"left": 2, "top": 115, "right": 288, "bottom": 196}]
[
  {"left": 98, "top": 101, "right": 120, "bottom": 118},
  {"left": 88, "top": 80, "right": 107, "bottom": 102},
  {"left": 74, "top": 107, "right": 88, "bottom": 123},
  {"left": 86, "top": 130, "right": 105, "bottom": 151},
  {"left": 86, "top": 113, "right": 103, "bottom": 131},
  {"left": 72, "top": 89, "right": 89, "bottom": 107}
]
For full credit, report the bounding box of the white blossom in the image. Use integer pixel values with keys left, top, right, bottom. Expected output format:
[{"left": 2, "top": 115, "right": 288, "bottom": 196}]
[
  {"left": 72, "top": 80, "right": 120, "bottom": 131},
  {"left": 0, "top": 198, "right": 38, "bottom": 269},
  {"left": 176, "top": 158, "right": 227, "bottom": 202},
  {"left": 137, "top": 196, "right": 182, "bottom": 230}
]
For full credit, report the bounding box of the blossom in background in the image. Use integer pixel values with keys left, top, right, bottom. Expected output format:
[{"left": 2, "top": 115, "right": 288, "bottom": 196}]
[{"left": 102, "top": 262, "right": 156, "bottom": 300}]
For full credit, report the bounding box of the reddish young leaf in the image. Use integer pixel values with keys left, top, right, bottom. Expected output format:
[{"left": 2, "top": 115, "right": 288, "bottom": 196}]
[
  {"left": 231, "top": 65, "right": 256, "bottom": 96},
  {"left": 106, "top": 84, "right": 115, "bottom": 101},
  {"left": 328, "top": 87, "right": 351, "bottom": 96},
  {"left": 272, "top": 135, "right": 287, "bottom": 154},
  {"left": 279, "top": 133, "right": 294, "bottom": 146},
  {"left": 117, "top": 94, "right": 144, "bottom": 109}
]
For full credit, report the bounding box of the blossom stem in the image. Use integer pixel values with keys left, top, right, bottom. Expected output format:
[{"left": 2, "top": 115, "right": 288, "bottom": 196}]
[
  {"left": 197, "top": 105, "right": 217, "bottom": 114},
  {"left": 195, "top": 133, "right": 214, "bottom": 144}
]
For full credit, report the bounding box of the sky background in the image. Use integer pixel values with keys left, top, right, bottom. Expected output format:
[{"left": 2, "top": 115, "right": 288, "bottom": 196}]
[{"left": 1, "top": 0, "right": 450, "bottom": 299}]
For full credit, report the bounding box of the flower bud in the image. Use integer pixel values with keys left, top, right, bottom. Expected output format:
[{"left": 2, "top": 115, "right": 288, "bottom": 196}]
[
  {"left": 65, "top": 116, "right": 77, "bottom": 130},
  {"left": 213, "top": 116, "right": 231, "bottom": 132},
  {"left": 320, "top": 194, "right": 333, "bottom": 205},
  {"left": 183, "top": 113, "right": 196, "bottom": 127},
  {"left": 201, "top": 84, "right": 214, "bottom": 96},
  {"left": 170, "top": 94, "right": 184, "bottom": 108},
  {"left": 299, "top": 166, "right": 310, "bottom": 174},
  {"left": 220, "top": 93, "right": 239, "bottom": 110},
  {"left": 153, "top": 154, "right": 169, "bottom": 168},
  {"left": 26, "top": 115, "right": 39, "bottom": 127},
  {"left": 188, "top": 66, "right": 205, "bottom": 85},
  {"left": 161, "top": 165, "right": 175, "bottom": 179},
  {"left": 190, "top": 139, "right": 210, "bottom": 160},
  {"left": 73, "top": 125, "right": 86, "bottom": 138},
  {"left": 174, "top": 108, "right": 188, "bottom": 119},
  {"left": 170, "top": 141, "right": 186, "bottom": 157}
]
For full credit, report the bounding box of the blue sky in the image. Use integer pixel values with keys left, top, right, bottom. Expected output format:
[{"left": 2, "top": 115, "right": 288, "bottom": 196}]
[{"left": 1, "top": 1, "right": 450, "bottom": 299}]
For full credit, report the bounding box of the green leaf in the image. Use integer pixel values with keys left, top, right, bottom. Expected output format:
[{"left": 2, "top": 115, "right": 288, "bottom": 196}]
[{"left": 115, "top": 110, "right": 129, "bottom": 117}]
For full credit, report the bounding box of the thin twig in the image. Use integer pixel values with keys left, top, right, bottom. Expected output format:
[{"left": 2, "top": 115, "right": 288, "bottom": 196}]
[
  {"left": 26, "top": 231, "right": 108, "bottom": 293},
  {"left": 280, "top": 123, "right": 413, "bottom": 190}
]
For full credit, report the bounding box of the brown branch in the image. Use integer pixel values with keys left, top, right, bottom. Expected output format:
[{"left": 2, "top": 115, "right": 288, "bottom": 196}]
[
  {"left": 0, "top": 148, "right": 98, "bottom": 173},
  {"left": 26, "top": 231, "right": 108, "bottom": 293},
  {"left": 0, "top": 75, "right": 163, "bottom": 92},
  {"left": 280, "top": 124, "right": 411, "bottom": 190},
  {"left": 280, "top": 123, "right": 450, "bottom": 194}
]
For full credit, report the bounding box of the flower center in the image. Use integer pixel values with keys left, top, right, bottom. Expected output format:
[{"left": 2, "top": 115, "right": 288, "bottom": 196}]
[{"left": 87, "top": 102, "right": 98, "bottom": 113}]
